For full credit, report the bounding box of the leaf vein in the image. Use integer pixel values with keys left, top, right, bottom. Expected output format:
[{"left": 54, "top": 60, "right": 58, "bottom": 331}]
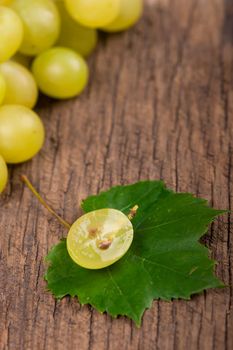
[
  {"left": 136, "top": 213, "right": 214, "bottom": 232},
  {"left": 133, "top": 255, "right": 214, "bottom": 282},
  {"left": 119, "top": 185, "right": 163, "bottom": 212},
  {"left": 107, "top": 269, "right": 138, "bottom": 320}
]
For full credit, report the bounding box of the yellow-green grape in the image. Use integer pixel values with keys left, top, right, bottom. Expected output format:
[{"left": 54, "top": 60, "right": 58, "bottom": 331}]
[
  {"left": 56, "top": 1, "right": 98, "bottom": 57},
  {"left": 11, "top": 0, "right": 60, "bottom": 56},
  {"left": 67, "top": 208, "right": 134, "bottom": 269},
  {"left": 0, "top": 61, "right": 38, "bottom": 108},
  {"left": 32, "top": 47, "right": 89, "bottom": 99},
  {"left": 11, "top": 52, "right": 32, "bottom": 68},
  {"left": 103, "top": 0, "right": 143, "bottom": 32},
  {"left": 64, "top": 0, "right": 120, "bottom": 28},
  {"left": 0, "top": 154, "right": 8, "bottom": 193},
  {"left": 0, "top": 105, "right": 45, "bottom": 163},
  {"left": 0, "top": 0, "right": 12, "bottom": 5},
  {"left": 0, "top": 73, "right": 6, "bottom": 105},
  {"left": 0, "top": 6, "right": 23, "bottom": 62}
]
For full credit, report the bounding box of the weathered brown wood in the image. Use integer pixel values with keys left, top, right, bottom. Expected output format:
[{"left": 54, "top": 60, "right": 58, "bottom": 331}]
[{"left": 0, "top": 0, "right": 232, "bottom": 349}]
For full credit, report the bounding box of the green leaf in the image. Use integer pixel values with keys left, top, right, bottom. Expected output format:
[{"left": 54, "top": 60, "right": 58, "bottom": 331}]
[{"left": 45, "top": 181, "right": 225, "bottom": 325}]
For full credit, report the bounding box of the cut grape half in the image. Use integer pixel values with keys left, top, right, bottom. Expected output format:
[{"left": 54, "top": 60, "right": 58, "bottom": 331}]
[{"left": 67, "top": 208, "right": 134, "bottom": 269}]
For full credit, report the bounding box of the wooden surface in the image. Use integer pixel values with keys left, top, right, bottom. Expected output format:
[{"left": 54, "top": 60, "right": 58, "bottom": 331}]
[{"left": 0, "top": 0, "right": 233, "bottom": 349}]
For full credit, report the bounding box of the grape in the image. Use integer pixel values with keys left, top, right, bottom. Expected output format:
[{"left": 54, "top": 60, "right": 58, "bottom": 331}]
[
  {"left": 0, "top": 0, "right": 12, "bottom": 5},
  {"left": 67, "top": 208, "right": 134, "bottom": 269},
  {"left": 0, "top": 61, "right": 38, "bottom": 108},
  {"left": 0, "top": 105, "right": 45, "bottom": 163},
  {"left": 103, "top": 0, "right": 143, "bottom": 32},
  {"left": 32, "top": 47, "right": 89, "bottom": 99},
  {"left": 64, "top": 0, "right": 120, "bottom": 28},
  {"left": 56, "top": 1, "right": 98, "bottom": 57},
  {"left": 0, "top": 154, "right": 8, "bottom": 193},
  {"left": 0, "top": 6, "right": 23, "bottom": 62},
  {"left": 11, "top": 0, "right": 60, "bottom": 56},
  {"left": 0, "top": 73, "right": 6, "bottom": 105}
]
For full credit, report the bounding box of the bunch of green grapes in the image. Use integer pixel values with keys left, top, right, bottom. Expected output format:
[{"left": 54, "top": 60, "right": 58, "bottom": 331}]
[
  {"left": 0, "top": 0, "right": 143, "bottom": 269},
  {"left": 0, "top": 0, "right": 143, "bottom": 102}
]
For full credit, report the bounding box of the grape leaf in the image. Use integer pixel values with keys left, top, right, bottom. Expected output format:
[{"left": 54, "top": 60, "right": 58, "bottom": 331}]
[{"left": 45, "top": 181, "right": 225, "bottom": 325}]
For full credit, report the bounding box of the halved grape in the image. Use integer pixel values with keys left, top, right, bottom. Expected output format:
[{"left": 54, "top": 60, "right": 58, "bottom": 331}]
[
  {"left": 64, "top": 0, "right": 120, "bottom": 28},
  {"left": 67, "top": 208, "right": 134, "bottom": 269},
  {"left": 0, "top": 154, "right": 8, "bottom": 193},
  {"left": 0, "top": 6, "right": 23, "bottom": 62},
  {"left": 56, "top": 1, "right": 98, "bottom": 57},
  {"left": 0, "top": 73, "right": 6, "bottom": 105},
  {"left": 103, "top": 0, "right": 143, "bottom": 32},
  {"left": 32, "top": 47, "right": 89, "bottom": 99},
  {"left": 0, "top": 105, "right": 45, "bottom": 163},
  {"left": 0, "top": 61, "right": 38, "bottom": 108},
  {"left": 11, "top": 0, "right": 60, "bottom": 56}
]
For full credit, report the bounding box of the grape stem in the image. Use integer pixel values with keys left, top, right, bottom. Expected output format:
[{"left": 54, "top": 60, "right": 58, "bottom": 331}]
[
  {"left": 21, "top": 175, "right": 71, "bottom": 230},
  {"left": 128, "top": 205, "right": 139, "bottom": 220}
]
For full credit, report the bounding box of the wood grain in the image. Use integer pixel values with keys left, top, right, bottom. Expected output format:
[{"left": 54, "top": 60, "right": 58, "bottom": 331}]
[{"left": 0, "top": 0, "right": 232, "bottom": 349}]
